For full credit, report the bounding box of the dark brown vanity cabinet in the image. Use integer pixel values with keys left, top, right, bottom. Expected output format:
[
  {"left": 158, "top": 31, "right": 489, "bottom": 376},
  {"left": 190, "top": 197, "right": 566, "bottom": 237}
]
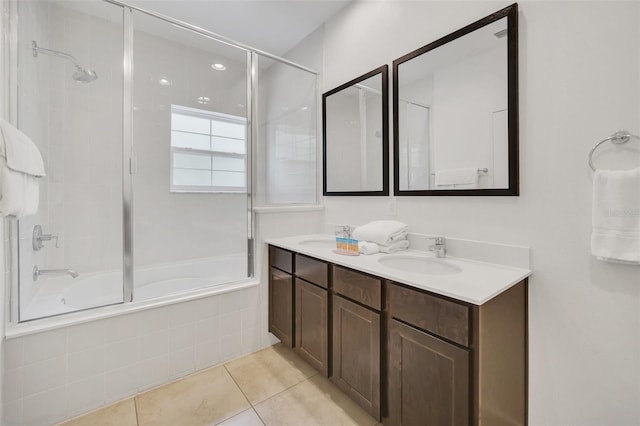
[
  {"left": 385, "top": 282, "right": 527, "bottom": 426},
  {"left": 268, "top": 247, "right": 294, "bottom": 348},
  {"left": 268, "top": 245, "right": 527, "bottom": 426},
  {"left": 332, "top": 266, "right": 381, "bottom": 420},
  {"left": 294, "top": 254, "right": 330, "bottom": 376}
]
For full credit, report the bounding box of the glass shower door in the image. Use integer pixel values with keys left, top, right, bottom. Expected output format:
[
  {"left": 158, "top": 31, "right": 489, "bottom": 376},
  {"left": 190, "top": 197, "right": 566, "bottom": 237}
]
[
  {"left": 131, "top": 11, "right": 250, "bottom": 302},
  {"left": 16, "top": 0, "right": 125, "bottom": 321}
]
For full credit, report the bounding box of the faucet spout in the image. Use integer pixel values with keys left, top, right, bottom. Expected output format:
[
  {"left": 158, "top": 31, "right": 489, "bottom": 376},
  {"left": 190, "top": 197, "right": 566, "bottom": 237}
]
[
  {"left": 427, "top": 236, "right": 447, "bottom": 258},
  {"left": 33, "top": 266, "right": 79, "bottom": 281}
]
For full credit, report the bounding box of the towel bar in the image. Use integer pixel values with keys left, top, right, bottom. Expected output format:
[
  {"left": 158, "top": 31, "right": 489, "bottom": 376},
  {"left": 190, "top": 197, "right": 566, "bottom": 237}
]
[{"left": 588, "top": 130, "right": 640, "bottom": 171}]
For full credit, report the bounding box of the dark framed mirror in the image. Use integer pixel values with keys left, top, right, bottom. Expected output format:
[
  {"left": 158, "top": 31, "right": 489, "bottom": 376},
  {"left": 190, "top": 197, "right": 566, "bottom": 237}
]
[
  {"left": 323, "top": 65, "right": 389, "bottom": 196},
  {"left": 393, "top": 3, "right": 518, "bottom": 196}
]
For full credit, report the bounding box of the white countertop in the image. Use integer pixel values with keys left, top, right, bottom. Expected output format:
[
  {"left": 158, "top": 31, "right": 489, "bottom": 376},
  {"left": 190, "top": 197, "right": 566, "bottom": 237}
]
[{"left": 266, "top": 234, "right": 532, "bottom": 305}]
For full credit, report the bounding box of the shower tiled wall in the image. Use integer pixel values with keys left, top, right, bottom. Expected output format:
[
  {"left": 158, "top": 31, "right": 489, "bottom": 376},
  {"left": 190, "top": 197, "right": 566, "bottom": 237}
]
[{"left": 1, "top": 286, "right": 266, "bottom": 425}]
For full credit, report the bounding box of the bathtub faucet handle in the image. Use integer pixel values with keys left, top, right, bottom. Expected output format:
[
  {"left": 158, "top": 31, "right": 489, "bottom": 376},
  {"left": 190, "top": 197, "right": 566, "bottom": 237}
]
[{"left": 32, "top": 225, "right": 59, "bottom": 250}]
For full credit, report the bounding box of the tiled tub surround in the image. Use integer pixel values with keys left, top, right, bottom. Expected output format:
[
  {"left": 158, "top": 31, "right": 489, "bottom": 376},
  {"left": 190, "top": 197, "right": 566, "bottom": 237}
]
[
  {"left": 267, "top": 234, "right": 531, "bottom": 305},
  {"left": 2, "top": 285, "right": 268, "bottom": 426}
]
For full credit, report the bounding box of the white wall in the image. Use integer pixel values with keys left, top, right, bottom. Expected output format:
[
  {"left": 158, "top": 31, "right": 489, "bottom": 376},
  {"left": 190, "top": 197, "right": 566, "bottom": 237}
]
[{"left": 322, "top": 1, "right": 640, "bottom": 425}]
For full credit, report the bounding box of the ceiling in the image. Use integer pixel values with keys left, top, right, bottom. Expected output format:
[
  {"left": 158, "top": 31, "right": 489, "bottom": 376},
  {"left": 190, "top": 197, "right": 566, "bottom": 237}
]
[{"left": 125, "top": 0, "right": 351, "bottom": 57}]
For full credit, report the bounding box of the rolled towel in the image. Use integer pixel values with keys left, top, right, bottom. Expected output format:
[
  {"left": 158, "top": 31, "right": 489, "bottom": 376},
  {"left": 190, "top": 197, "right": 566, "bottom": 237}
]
[
  {"left": 352, "top": 220, "right": 409, "bottom": 246},
  {"left": 0, "top": 156, "right": 40, "bottom": 218},
  {"left": 379, "top": 239, "right": 410, "bottom": 253},
  {"left": 358, "top": 241, "right": 380, "bottom": 255}
]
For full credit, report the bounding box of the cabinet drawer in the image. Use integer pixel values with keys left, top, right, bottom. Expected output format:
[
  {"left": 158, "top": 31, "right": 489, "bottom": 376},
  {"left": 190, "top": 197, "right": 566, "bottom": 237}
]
[
  {"left": 269, "top": 246, "right": 293, "bottom": 273},
  {"left": 388, "top": 283, "right": 469, "bottom": 347},
  {"left": 333, "top": 266, "right": 381, "bottom": 311},
  {"left": 295, "top": 254, "right": 329, "bottom": 289}
]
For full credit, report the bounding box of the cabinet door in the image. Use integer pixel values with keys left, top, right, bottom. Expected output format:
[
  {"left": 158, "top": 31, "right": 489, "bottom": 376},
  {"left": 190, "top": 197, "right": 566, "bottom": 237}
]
[
  {"left": 388, "top": 319, "right": 469, "bottom": 426},
  {"left": 269, "top": 267, "right": 293, "bottom": 348},
  {"left": 295, "top": 279, "right": 329, "bottom": 375},
  {"left": 333, "top": 295, "right": 380, "bottom": 420}
]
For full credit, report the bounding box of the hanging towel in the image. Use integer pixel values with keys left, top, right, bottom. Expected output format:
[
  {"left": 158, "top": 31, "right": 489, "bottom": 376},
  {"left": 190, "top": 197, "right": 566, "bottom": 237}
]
[
  {"left": 591, "top": 167, "right": 640, "bottom": 264},
  {"left": 435, "top": 168, "right": 478, "bottom": 187},
  {"left": 352, "top": 220, "right": 409, "bottom": 246},
  {"left": 0, "top": 119, "right": 46, "bottom": 177},
  {"left": 379, "top": 239, "right": 410, "bottom": 254},
  {"left": 0, "top": 119, "right": 45, "bottom": 218},
  {"left": 358, "top": 241, "right": 380, "bottom": 255}
]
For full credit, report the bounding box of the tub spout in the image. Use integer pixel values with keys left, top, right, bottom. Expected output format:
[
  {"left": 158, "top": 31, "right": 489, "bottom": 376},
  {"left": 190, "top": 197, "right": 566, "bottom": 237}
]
[{"left": 33, "top": 266, "right": 79, "bottom": 281}]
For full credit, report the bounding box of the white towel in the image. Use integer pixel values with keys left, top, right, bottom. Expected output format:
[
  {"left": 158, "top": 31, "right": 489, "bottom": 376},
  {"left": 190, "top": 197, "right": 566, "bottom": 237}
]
[
  {"left": 0, "top": 156, "right": 40, "bottom": 217},
  {"left": 591, "top": 167, "right": 640, "bottom": 264},
  {"left": 435, "top": 168, "right": 478, "bottom": 187},
  {"left": 379, "top": 239, "right": 410, "bottom": 254},
  {"left": 358, "top": 241, "right": 380, "bottom": 255},
  {"left": 0, "top": 118, "right": 46, "bottom": 177},
  {"left": 352, "top": 220, "right": 409, "bottom": 246}
]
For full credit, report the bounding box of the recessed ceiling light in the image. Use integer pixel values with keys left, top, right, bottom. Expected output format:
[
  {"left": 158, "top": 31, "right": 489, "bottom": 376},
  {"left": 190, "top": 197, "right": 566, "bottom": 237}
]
[
  {"left": 301, "top": 106, "right": 308, "bottom": 111},
  {"left": 197, "top": 96, "right": 211, "bottom": 105},
  {"left": 158, "top": 77, "right": 172, "bottom": 86},
  {"left": 237, "top": 103, "right": 245, "bottom": 108},
  {"left": 211, "top": 63, "right": 226, "bottom": 71}
]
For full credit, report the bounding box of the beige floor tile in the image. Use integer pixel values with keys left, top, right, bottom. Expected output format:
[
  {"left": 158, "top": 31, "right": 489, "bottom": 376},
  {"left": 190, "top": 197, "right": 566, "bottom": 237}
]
[
  {"left": 224, "top": 343, "right": 317, "bottom": 404},
  {"left": 254, "top": 375, "right": 378, "bottom": 426},
  {"left": 58, "top": 399, "right": 137, "bottom": 426},
  {"left": 216, "top": 408, "right": 264, "bottom": 425},
  {"left": 135, "top": 365, "right": 251, "bottom": 426}
]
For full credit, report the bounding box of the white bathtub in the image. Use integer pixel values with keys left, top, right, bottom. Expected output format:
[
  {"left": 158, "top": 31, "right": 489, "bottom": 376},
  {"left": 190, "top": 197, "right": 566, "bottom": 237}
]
[{"left": 22, "top": 254, "right": 248, "bottom": 321}]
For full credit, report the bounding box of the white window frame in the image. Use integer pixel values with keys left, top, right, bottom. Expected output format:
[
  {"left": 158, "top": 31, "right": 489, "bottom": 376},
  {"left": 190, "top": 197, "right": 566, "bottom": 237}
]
[{"left": 170, "top": 104, "right": 247, "bottom": 193}]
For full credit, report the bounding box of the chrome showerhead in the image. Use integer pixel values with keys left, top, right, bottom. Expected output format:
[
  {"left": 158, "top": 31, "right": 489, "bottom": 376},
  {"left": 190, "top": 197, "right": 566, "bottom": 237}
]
[
  {"left": 72, "top": 67, "right": 98, "bottom": 83},
  {"left": 32, "top": 40, "right": 98, "bottom": 84}
]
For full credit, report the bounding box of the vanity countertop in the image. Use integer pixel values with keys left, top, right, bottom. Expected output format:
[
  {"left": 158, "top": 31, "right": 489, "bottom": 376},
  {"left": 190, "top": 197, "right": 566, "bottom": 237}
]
[{"left": 266, "top": 234, "right": 532, "bottom": 305}]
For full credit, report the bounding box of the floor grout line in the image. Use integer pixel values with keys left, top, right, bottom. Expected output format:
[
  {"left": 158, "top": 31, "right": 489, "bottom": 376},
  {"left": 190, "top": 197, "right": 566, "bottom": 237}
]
[{"left": 133, "top": 397, "right": 140, "bottom": 426}]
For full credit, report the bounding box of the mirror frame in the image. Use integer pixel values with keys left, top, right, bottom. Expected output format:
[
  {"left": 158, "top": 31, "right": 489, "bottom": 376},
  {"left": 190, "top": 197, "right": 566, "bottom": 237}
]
[
  {"left": 322, "top": 65, "right": 389, "bottom": 196},
  {"left": 392, "top": 3, "right": 519, "bottom": 196}
]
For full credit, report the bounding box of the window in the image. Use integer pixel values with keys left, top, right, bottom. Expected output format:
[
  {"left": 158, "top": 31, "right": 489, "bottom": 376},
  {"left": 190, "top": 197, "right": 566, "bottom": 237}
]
[{"left": 170, "top": 105, "right": 247, "bottom": 193}]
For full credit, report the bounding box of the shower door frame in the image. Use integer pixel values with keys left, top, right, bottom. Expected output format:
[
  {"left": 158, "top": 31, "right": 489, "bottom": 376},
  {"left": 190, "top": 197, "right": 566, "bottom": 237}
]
[{"left": 5, "top": 0, "right": 320, "bottom": 325}]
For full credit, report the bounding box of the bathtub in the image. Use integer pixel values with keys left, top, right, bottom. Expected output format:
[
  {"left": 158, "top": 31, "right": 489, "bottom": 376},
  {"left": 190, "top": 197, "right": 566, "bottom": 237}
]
[{"left": 21, "top": 254, "right": 248, "bottom": 321}]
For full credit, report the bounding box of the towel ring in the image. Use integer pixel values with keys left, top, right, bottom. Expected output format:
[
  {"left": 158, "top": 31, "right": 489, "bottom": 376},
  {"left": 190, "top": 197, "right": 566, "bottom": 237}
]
[{"left": 588, "top": 130, "right": 640, "bottom": 171}]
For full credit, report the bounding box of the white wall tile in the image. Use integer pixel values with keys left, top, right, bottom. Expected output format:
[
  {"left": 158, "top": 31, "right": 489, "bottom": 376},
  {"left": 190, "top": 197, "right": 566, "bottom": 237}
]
[
  {"left": 169, "top": 323, "right": 195, "bottom": 352},
  {"left": 139, "top": 330, "right": 168, "bottom": 361},
  {"left": 22, "top": 386, "right": 67, "bottom": 426},
  {"left": 2, "top": 367, "right": 24, "bottom": 402},
  {"left": 67, "top": 321, "right": 105, "bottom": 353},
  {"left": 219, "top": 311, "right": 242, "bottom": 338},
  {"left": 103, "top": 313, "right": 138, "bottom": 344},
  {"left": 22, "top": 355, "right": 66, "bottom": 397},
  {"left": 195, "top": 339, "right": 221, "bottom": 370},
  {"left": 2, "top": 399, "right": 23, "bottom": 426},
  {"left": 136, "top": 307, "right": 169, "bottom": 335},
  {"left": 218, "top": 291, "right": 245, "bottom": 315},
  {"left": 168, "top": 346, "right": 195, "bottom": 378},
  {"left": 66, "top": 375, "right": 105, "bottom": 418},
  {"left": 138, "top": 355, "right": 168, "bottom": 391},
  {"left": 23, "top": 328, "right": 67, "bottom": 365},
  {"left": 194, "top": 296, "right": 219, "bottom": 320},
  {"left": 168, "top": 302, "right": 197, "bottom": 327},
  {"left": 103, "top": 364, "right": 138, "bottom": 404},
  {"left": 67, "top": 346, "right": 105, "bottom": 383},
  {"left": 219, "top": 334, "right": 243, "bottom": 363},
  {"left": 104, "top": 337, "right": 137, "bottom": 372},
  {"left": 195, "top": 316, "right": 220, "bottom": 343},
  {"left": 4, "top": 338, "right": 24, "bottom": 371}
]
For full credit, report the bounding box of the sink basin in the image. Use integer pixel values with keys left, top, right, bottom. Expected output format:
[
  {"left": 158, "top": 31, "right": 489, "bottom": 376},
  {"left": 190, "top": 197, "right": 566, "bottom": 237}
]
[
  {"left": 298, "top": 238, "right": 336, "bottom": 249},
  {"left": 378, "top": 255, "right": 462, "bottom": 275}
]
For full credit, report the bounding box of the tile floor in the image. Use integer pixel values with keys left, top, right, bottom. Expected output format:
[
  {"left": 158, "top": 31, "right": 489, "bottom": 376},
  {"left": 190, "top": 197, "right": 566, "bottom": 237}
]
[{"left": 59, "top": 344, "right": 380, "bottom": 426}]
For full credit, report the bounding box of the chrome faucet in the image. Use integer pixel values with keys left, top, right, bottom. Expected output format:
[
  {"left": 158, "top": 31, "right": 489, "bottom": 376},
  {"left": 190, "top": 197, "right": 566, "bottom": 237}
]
[
  {"left": 33, "top": 265, "right": 79, "bottom": 281},
  {"left": 428, "top": 236, "right": 447, "bottom": 258}
]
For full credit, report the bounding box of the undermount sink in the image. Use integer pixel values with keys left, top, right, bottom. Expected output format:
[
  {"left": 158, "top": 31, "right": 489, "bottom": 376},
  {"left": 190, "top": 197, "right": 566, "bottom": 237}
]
[
  {"left": 378, "top": 254, "right": 462, "bottom": 275},
  {"left": 298, "top": 238, "right": 336, "bottom": 249}
]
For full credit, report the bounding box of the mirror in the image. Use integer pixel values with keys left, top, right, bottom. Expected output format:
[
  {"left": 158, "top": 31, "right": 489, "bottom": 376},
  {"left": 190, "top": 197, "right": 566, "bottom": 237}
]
[
  {"left": 323, "top": 65, "right": 389, "bottom": 195},
  {"left": 393, "top": 4, "right": 518, "bottom": 195}
]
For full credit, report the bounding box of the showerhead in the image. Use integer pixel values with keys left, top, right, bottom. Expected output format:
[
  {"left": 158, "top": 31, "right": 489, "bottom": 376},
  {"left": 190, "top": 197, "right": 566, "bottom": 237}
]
[
  {"left": 32, "top": 40, "right": 98, "bottom": 84},
  {"left": 72, "top": 67, "right": 98, "bottom": 83}
]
